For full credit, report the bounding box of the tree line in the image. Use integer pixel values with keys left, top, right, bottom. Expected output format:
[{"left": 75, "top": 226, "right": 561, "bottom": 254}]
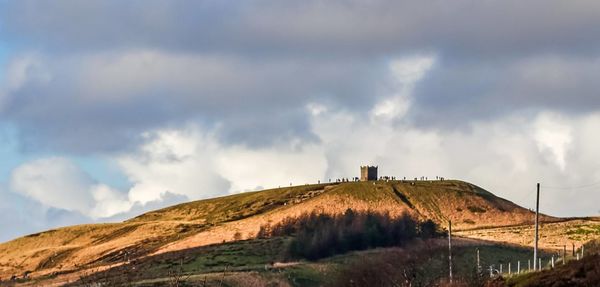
[{"left": 257, "top": 209, "right": 443, "bottom": 260}]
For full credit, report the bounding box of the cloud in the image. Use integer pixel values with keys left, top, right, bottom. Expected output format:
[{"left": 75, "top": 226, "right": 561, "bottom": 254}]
[
  {"left": 372, "top": 55, "right": 435, "bottom": 121},
  {"left": 0, "top": 50, "right": 381, "bottom": 152},
  {"left": 117, "top": 128, "right": 230, "bottom": 204},
  {"left": 1, "top": 0, "right": 600, "bottom": 240},
  {"left": 116, "top": 124, "right": 327, "bottom": 204},
  {"left": 411, "top": 55, "right": 600, "bottom": 127},
  {"left": 0, "top": 2, "right": 599, "bottom": 153},
  {"left": 2, "top": 1, "right": 600, "bottom": 57},
  {"left": 533, "top": 113, "right": 572, "bottom": 171},
  {"left": 0, "top": 184, "right": 89, "bottom": 243},
  {"left": 9, "top": 157, "right": 131, "bottom": 218}
]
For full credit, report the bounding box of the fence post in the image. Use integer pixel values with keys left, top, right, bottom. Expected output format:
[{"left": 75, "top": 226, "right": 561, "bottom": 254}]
[
  {"left": 500, "top": 264, "right": 503, "bottom": 274},
  {"left": 528, "top": 259, "right": 531, "bottom": 271},
  {"left": 539, "top": 258, "right": 542, "bottom": 269},
  {"left": 518, "top": 261, "right": 521, "bottom": 274},
  {"left": 509, "top": 262, "right": 511, "bottom": 275},
  {"left": 551, "top": 256, "right": 555, "bottom": 268}
]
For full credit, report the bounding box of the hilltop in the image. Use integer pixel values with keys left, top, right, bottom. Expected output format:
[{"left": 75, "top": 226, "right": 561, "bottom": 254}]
[{"left": 0, "top": 180, "right": 563, "bottom": 284}]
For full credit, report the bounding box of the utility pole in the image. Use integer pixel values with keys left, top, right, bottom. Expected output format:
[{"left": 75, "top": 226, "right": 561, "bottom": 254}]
[
  {"left": 534, "top": 183, "right": 540, "bottom": 271},
  {"left": 448, "top": 220, "right": 453, "bottom": 284},
  {"left": 477, "top": 248, "right": 481, "bottom": 272}
]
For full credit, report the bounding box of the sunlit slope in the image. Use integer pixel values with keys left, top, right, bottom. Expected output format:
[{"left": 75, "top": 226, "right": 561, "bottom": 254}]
[
  {"left": 0, "top": 180, "right": 546, "bottom": 280},
  {"left": 134, "top": 180, "right": 545, "bottom": 229}
]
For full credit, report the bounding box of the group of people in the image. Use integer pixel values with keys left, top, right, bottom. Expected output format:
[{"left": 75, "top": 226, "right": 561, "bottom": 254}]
[
  {"left": 330, "top": 177, "right": 358, "bottom": 183},
  {"left": 412, "top": 176, "right": 446, "bottom": 181},
  {"left": 308, "top": 176, "right": 449, "bottom": 187},
  {"left": 319, "top": 176, "right": 448, "bottom": 183}
]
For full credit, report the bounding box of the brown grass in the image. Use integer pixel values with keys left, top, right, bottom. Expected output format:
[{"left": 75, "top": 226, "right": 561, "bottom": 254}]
[{"left": 0, "top": 180, "right": 571, "bottom": 285}]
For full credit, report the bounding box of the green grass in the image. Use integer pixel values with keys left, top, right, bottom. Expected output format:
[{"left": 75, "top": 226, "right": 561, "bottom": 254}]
[
  {"left": 284, "top": 265, "right": 325, "bottom": 287},
  {"left": 138, "top": 237, "right": 290, "bottom": 279},
  {"left": 566, "top": 224, "right": 600, "bottom": 236}
]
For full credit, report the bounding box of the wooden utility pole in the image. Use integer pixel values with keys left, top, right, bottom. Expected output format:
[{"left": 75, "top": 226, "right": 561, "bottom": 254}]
[
  {"left": 448, "top": 220, "right": 453, "bottom": 283},
  {"left": 534, "top": 183, "right": 540, "bottom": 271}
]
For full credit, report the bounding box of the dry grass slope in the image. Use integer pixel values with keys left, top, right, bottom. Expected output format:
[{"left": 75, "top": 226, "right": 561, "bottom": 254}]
[{"left": 0, "top": 180, "right": 551, "bottom": 284}]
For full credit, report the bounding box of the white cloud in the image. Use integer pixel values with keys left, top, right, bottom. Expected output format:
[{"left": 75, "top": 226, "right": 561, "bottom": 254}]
[
  {"left": 215, "top": 140, "right": 327, "bottom": 191},
  {"left": 389, "top": 56, "right": 435, "bottom": 85},
  {"left": 372, "top": 55, "right": 435, "bottom": 120},
  {"left": 89, "top": 184, "right": 131, "bottom": 219},
  {"left": 533, "top": 112, "right": 572, "bottom": 171},
  {"left": 116, "top": 125, "right": 327, "bottom": 205},
  {"left": 117, "top": 128, "right": 230, "bottom": 205},
  {"left": 9, "top": 157, "right": 130, "bottom": 218}
]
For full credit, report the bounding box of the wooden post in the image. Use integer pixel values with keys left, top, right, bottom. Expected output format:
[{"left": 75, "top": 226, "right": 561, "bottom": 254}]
[
  {"left": 534, "top": 183, "right": 540, "bottom": 271},
  {"left": 572, "top": 243, "right": 575, "bottom": 256},
  {"left": 582, "top": 245, "right": 585, "bottom": 258},
  {"left": 509, "top": 262, "right": 511, "bottom": 275},
  {"left": 563, "top": 245, "right": 567, "bottom": 265},
  {"left": 518, "top": 261, "right": 521, "bottom": 274},
  {"left": 528, "top": 259, "right": 531, "bottom": 271},
  {"left": 539, "top": 258, "right": 542, "bottom": 269},
  {"left": 448, "top": 221, "right": 453, "bottom": 283},
  {"left": 500, "top": 264, "right": 503, "bottom": 274},
  {"left": 551, "top": 256, "right": 555, "bottom": 268}
]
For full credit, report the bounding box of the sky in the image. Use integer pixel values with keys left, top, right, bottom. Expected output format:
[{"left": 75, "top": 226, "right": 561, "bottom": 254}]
[{"left": 1, "top": 0, "right": 600, "bottom": 242}]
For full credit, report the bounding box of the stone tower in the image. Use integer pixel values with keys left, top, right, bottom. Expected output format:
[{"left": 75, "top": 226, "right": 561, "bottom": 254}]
[{"left": 360, "top": 165, "right": 378, "bottom": 181}]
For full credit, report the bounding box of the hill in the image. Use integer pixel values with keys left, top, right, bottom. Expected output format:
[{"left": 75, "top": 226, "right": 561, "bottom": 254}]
[
  {"left": 503, "top": 239, "right": 600, "bottom": 286},
  {"left": 0, "top": 180, "right": 556, "bottom": 284}
]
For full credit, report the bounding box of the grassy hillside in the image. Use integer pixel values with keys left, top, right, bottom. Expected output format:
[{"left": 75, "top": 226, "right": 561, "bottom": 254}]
[
  {"left": 0, "top": 180, "right": 554, "bottom": 284},
  {"left": 69, "top": 237, "right": 540, "bottom": 287}
]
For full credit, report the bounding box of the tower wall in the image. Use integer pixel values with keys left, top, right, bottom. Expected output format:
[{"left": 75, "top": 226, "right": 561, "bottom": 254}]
[{"left": 360, "top": 165, "right": 378, "bottom": 181}]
